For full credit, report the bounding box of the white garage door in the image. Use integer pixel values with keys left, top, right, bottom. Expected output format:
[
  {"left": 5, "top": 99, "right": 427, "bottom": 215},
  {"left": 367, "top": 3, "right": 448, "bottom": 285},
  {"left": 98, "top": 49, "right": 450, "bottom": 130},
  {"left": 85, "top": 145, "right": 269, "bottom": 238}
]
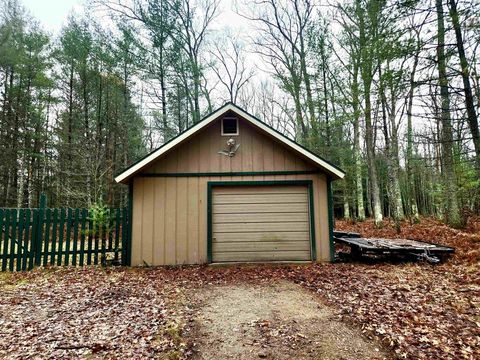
[{"left": 212, "top": 185, "right": 312, "bottom": 262}]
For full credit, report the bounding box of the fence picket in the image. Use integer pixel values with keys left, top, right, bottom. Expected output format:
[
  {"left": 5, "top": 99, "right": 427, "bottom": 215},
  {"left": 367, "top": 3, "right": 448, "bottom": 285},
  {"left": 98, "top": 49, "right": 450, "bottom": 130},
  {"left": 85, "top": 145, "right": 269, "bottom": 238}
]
[
  {"left": 108, "top": 219, "right": 113, "bottom": 252},
  {"left": 2, "top": 209, "right": 12, "bottom": 271},
  {"left": 114, "top": 209, "right": 120, "bottom": 263},
  {"left": 34, "top": 196, "right": 45, "bottom": 267},
  {"left": 57, "top": 209, "right": 66, "bottom": 266},
  {"left": 72, "top": 209, "right": 80, "bottom": 266},
  {"left": 27, "top": 209, "right": 36, "bottom": 271},
  {"left": 9, "top": 210, "right": 17, "bottom": 272},
  {"left": 79, "top": 209, "right": 87, "bottom": 266},
  {"left": 93, "top": 224, "right": 99, "bottom": 266},
  {"left": 87, "top": 216, "right": 93, "bottom": 265},
  {"left": 101, "top": 223, "right": 107, "bottom": 266},
  {"left": 121, "top": 207, "right": 128, "bottom": 265},
  {"left": 0, "top": 209, "right": 6, "bottom": 271},
  {"left": 64, "top": 209, "right": 73, "bottom": 266},
  {"left": 17, "top": 209, "right": 26, "bottom": 271},
  {"left": 43, "top": 209, "right": 51, "bottom": 267},
  {"left": 50, "top": 209, "right": 58, "bottom": 266}
]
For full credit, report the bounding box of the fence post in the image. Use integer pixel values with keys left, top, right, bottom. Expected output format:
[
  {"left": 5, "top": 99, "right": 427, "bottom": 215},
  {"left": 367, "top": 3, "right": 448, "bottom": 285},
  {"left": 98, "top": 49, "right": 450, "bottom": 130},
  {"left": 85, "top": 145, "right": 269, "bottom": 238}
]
[
  {"left": 127, "top": 181, "right": 133, "bottom": 266},
  {"left": 122, "top": 182, "right": 133, "bottom": 266},
  {"left": 34, "top": 193, "right": 47, "bottom": 267}
]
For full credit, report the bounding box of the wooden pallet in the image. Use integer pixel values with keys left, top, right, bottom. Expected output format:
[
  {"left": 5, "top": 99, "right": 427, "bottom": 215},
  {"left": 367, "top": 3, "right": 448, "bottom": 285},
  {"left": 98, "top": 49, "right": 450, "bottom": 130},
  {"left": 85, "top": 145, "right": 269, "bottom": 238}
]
[{"left": 333, "top": 231, "right": 455, "bottom": 263}]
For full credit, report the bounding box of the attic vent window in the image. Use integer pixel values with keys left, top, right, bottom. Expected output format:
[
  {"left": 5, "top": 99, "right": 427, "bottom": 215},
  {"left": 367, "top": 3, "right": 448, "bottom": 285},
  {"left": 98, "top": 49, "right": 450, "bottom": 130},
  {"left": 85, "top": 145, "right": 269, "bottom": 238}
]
[{"left": 222, "top": 117, "right": 239, "bottom": 136}]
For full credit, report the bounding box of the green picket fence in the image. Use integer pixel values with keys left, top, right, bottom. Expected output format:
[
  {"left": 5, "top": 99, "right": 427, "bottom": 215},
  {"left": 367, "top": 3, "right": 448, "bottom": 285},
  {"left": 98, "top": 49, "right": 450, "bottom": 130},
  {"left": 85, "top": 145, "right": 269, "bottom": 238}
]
[{"left": 0, "top": 197, "right": 130, "bottom": 272}]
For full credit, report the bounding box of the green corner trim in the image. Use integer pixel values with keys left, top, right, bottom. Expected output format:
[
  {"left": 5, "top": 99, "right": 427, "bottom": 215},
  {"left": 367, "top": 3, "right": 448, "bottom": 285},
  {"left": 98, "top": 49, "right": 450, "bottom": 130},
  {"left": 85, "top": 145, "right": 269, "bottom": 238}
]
[
  {"left": 126, "top": 181, "right": 134, "bottom": 266},
  {"left": 307, "top": 181, "right": 317, "bottom": 261},
  {"left": 207, "top": 180, "right": 317, "bottom": 263},
  {"left": 207, "top": 183, "right": 213, "bottom": 263},
  {"left": 327, "top": 176, "right": 335, "bottom": 262}
]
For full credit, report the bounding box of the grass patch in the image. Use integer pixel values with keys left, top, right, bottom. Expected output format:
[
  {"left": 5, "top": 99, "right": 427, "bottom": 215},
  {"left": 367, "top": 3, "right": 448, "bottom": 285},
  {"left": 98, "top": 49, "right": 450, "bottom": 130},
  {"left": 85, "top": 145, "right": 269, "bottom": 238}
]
[
  {"left": 0, "top": 273, "right": 30, "bottom": 290},
  {"left": 163, "top": 322, "right": 183, "bottom": 345},
  {"left": 0, "top": 272, "right": 12, "bottom": 286}
]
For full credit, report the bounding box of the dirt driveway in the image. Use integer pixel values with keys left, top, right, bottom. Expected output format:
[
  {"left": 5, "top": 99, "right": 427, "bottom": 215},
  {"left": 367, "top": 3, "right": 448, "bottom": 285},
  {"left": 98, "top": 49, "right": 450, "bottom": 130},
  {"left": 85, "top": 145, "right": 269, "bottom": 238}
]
[{"left": 191, "top": 280, "right": 386, "bottom": 360}]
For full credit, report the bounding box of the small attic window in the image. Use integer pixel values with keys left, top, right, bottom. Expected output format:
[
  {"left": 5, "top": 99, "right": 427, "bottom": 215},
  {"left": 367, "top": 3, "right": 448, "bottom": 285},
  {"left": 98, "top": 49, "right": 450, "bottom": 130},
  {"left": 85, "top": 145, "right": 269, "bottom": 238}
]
[{"left": 222, "top": 117, "right": 239, "bottom": 136}]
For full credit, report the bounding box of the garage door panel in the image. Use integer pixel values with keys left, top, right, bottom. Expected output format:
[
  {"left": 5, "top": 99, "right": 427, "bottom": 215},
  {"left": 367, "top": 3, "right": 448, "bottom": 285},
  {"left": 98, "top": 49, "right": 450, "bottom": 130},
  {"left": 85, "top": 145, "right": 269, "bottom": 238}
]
[
  {"left": 214, "top": 212, "right": 308, "bottom": 224},
  {"left": 213, "top": 193, "right": 307, "bottom": 204},
  {"left": 212, "top": 250, "right": 311, "bottom": 262},
  {"left": 213, "top": 203, "right": 308, "bottom": 214},
  {"left": 213, "top": 231, "right": 310, "bottom": 243},
  {"left": 211, "top": 185, "right": 312, "bottom": 262},
  {"left": 213, "top": 186, "right": 308, "bottom": 194},
  {"left": 213, "top": 221, "right": 309, "bottom": 233},
  {"left": 213, "top": 241, "right": 311, "bottom": 252}
]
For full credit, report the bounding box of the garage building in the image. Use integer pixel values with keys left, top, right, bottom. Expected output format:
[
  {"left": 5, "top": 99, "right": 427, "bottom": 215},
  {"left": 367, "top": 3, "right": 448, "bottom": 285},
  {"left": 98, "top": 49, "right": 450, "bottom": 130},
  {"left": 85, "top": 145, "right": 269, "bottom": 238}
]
[{"left": 115, "top": 103, "right": 345, "bottom": 265}]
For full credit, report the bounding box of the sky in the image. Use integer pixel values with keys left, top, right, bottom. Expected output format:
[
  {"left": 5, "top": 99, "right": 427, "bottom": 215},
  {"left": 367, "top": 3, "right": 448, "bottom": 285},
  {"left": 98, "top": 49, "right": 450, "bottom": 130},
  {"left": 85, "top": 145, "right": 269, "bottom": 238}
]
[
  {"left": 22, "top": 0, "right": 85, "bottom": 33},
  {"left": 21, "top": 0, "right": 248, "bottom": 34}
]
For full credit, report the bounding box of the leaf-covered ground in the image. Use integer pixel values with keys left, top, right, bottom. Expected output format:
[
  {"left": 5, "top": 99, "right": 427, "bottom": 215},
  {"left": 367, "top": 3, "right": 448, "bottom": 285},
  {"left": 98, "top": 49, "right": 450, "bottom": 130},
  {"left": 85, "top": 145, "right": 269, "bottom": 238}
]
[{"left": 0, "top": 217, "right": 478, "bottom": 359}]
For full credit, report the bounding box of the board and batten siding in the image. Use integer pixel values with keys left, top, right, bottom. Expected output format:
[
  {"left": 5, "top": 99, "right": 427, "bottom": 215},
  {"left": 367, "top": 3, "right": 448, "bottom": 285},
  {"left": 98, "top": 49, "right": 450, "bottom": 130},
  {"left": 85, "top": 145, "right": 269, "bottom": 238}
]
[{"left": 130, "top": 118, "right": 330, "bottom": 266}]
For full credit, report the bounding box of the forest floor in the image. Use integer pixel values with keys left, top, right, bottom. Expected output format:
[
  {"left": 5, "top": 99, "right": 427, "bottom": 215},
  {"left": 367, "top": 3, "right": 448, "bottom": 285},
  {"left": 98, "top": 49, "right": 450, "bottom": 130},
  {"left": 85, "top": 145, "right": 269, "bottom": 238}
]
[{"left": 0, "top": 217, "right": 478, "bottom": 359}]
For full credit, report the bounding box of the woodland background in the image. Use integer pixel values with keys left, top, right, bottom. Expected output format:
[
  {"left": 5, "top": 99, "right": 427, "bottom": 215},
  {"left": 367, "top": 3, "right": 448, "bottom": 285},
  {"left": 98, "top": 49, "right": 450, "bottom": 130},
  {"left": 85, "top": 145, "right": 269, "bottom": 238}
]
[{"left": 1, "top": 0, "right": 479, "bottom": 229}]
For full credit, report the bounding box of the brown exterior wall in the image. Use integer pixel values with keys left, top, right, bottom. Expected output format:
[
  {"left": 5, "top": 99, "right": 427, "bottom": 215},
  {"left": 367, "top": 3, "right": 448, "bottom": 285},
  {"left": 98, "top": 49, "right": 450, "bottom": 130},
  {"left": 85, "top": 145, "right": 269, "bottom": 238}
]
[{"left": 130, "top": 117, "right": 331, "bottom": 266}]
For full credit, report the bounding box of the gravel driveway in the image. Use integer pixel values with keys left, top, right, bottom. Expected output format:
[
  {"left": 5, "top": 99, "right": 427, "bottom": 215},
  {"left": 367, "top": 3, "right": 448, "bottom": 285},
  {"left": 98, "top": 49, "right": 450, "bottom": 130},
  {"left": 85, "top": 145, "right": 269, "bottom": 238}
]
[{"left": 191, "top": 280, "right": 387, "bottom": 360}]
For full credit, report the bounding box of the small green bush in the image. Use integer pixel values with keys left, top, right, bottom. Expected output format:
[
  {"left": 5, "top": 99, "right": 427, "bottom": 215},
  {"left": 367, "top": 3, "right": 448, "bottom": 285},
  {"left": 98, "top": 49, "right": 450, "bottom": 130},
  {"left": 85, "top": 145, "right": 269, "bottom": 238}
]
[{"left": 88, "top": 199, "right": 114, "bottom": 266}]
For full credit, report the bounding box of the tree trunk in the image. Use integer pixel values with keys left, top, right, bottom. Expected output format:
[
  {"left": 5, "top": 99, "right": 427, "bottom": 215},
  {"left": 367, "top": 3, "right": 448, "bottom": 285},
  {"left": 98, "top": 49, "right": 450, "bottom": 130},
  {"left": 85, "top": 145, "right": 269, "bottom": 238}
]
[
  {"left": 293, "top": 78, "right": 307, "bottom": 144},
  {"left": 436, "top": 0, "right": 462, "bottom": 228},
  {"left": 343, "top": 192, "right": 351, "bottom": 220},
  {"left": 357, "top": 0, "right": 382, "bottom": 226},
  {"left": 406, "top": 38, "right": 420, "bottom": 223},
  {"left": 159, "top": 47, "right": 168, "bottom": 140},
  {"left": 364, "top": 84, "right": 383, "bottom": 226},
  {"left": 352, "top": 60, "right": 365, "bottom": 221},
  {"left": 448, "top": 0, "right": 480, "bottom": 177},
  {"left": 379, "top": 64, "right": 398, "bottom": 230},
  {"left": 192, "top": 59, "right": 201, "bottom": 123},
  {"left": 321, "top": 49, "right": 330, "bottom": 156},
  {"left": 299, "top": 40, "right": 317, "bottom": 147},
  {"left": 67, "top": 62, "right": 74, "bottom": 162},
  {"left": 380, "top": 61, "right": 405, "bottom": 227}
]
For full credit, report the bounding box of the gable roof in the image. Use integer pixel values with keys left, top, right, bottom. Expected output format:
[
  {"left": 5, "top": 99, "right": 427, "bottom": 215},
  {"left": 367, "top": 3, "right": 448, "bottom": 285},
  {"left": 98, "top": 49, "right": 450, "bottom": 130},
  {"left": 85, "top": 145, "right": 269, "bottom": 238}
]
[{"left": 115, "top": 103, "right": 345, "bottom": 183}]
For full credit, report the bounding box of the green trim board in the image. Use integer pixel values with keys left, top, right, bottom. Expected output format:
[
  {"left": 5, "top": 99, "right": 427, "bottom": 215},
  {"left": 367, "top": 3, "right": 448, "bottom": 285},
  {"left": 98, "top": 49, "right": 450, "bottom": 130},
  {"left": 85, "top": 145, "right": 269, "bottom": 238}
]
[
  {"left": 327, "top": 176, "right": 335, "bottom": 262},
  {"left": 308, "top": 181, "right": 317, "bottom": 261},
  {"left": 125, "top": 181, "right": 134, "bottom": 266},
  {"left": 207, "top": 180, "right": 317, "bottom": 263},
  {"left": 207, "top": 184, "right": 213, "bottom": 263},
  {"left": 140, "top": 170, "right": 320, "bottom": 178}
]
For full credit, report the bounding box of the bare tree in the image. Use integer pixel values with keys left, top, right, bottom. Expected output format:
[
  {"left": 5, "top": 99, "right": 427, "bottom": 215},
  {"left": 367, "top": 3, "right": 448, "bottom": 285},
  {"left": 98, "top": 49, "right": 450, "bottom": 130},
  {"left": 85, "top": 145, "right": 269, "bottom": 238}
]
[
  {"left": 171, "top": 0, "right": 220, "bottom": 123},
  {"left": 241, "top": 0, "right": 313, "bottom": 143},
  {"left": 210, "top": 37, "right": 254, "bottom": 104}
]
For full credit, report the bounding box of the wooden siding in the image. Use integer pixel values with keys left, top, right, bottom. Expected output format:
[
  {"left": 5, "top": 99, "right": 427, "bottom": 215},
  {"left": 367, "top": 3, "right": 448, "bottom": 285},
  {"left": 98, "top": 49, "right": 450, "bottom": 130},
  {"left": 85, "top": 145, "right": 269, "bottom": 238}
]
[
  {"left": 212, "top": 185, "right": 311, "bottom": 262},
  {"left": 144, "top": 119, "right": 317, "bottom": 174},
  {"left": 131, "top": 116, "right": 330, "bottom": 266}
]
